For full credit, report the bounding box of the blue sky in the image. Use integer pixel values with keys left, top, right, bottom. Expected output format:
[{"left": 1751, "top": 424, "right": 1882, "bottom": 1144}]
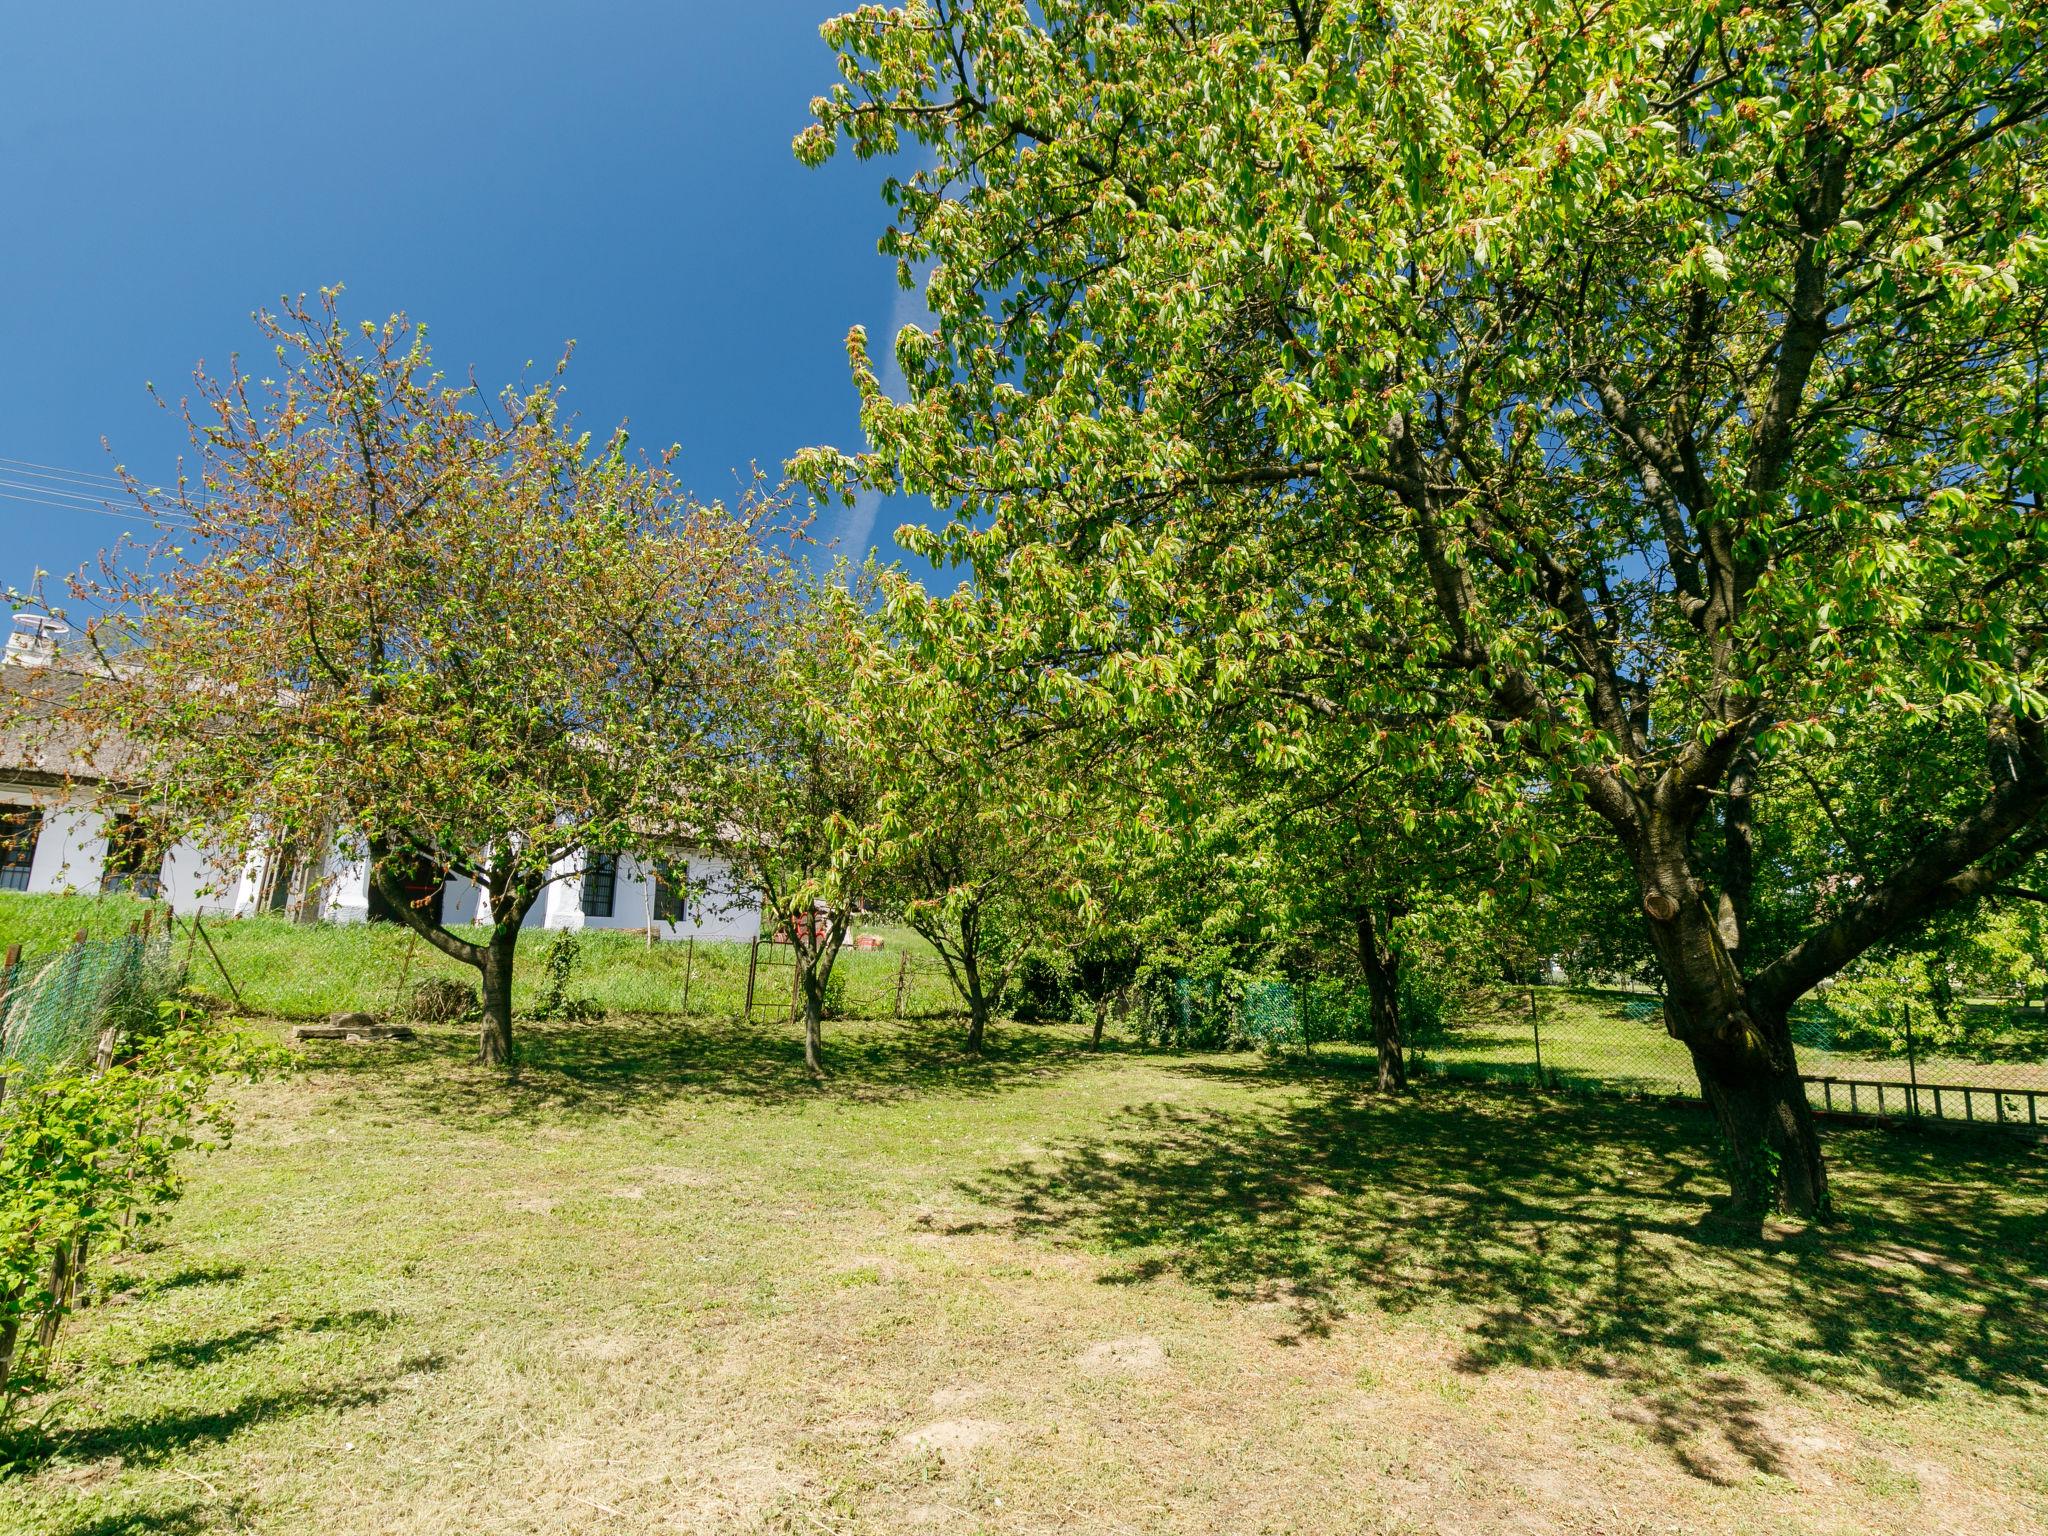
[{"left": 0, "top": 2, "right": 929, "bottom": 599}]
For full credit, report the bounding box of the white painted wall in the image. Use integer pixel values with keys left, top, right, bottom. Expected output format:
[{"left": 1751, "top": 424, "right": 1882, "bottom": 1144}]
[{"left": 0, "top": 789, "right": 240, "bottom": 915}]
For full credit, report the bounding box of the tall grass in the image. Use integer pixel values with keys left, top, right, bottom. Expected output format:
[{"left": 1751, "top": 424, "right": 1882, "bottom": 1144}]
[{"left": 0, "top": 895, "right": 963, "bottom": 1022}]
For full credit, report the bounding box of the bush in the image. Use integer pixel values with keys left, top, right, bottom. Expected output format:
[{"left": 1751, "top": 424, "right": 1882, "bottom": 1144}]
[
  {"left": 0, "top": 1001, "right": 280, "bottom": 1432},
  {"left": 1005, "top": 949, "right": 1074, "bottom": 1023},
  {"left": 409, "top": 977, "right": 478, "bottom": 1024},
  {"left": 526, "top": 933, "right": 603, "bottom": 1023}
]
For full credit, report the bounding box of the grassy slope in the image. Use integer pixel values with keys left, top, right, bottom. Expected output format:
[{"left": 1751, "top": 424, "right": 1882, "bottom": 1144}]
[
  {"left": 0, "top": 895, "right": 961, "bottom": 1022},
  {"left": 5, "top": 1015, "right": 2044, "bottom": 1536}
]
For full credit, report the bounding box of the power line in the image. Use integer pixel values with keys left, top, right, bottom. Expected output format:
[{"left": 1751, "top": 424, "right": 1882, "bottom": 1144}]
[
  {"left": 0, "top": 486, "right": 185, "bottom": 526},
  {"left": 0, "top": 454, "right": 133, "bottom": 489}
]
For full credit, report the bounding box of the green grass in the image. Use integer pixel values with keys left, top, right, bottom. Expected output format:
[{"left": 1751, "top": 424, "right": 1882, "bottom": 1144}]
[
  {"left": 1416, "top": 985, "right": 2048, "bottom": 1105},
  {"left": 0, "top": 895, "right": 963, "bottom": 1023},
  {"left": 3, "top": 1012, "right": 2045, "bottom": 1534}
]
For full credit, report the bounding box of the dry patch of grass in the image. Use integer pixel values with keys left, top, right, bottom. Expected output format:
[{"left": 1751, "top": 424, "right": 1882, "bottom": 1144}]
[{"left": 3, "top": 1015, "right": 2044, "bottom": 1534}]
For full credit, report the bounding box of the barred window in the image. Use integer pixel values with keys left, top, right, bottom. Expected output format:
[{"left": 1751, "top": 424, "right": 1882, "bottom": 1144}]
[
  {"left": 0, "top": 807, "right": 39, "bottom": 892},
  {"left": 100, "top": 814, "right": 162, "bottom": 898},
  {"left": 581, "top": 853, "right": 618, "bottom": 918}
]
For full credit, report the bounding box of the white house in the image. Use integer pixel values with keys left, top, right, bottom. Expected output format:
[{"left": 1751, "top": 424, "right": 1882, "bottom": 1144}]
[{"left": 0, "top": 611, "right": 759, "bottom": 942}]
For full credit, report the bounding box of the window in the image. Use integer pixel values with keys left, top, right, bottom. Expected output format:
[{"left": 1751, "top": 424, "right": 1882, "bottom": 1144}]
[
  {"left": 580, "top": 853, "right": 618, "bottom": 918},
  {"left": 0, "top": 807, "right": 39, "bottom": 892},
  {"left": 651, "top": 859, "right": 689, "bottom": 924},
  {"left": 100, "top": 814, "right": 162, "bottom": 898}
]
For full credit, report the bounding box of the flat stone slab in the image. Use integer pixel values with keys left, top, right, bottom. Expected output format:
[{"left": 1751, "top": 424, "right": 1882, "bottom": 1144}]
[{"left": 291, "top": 1022, "right": 416, "bottom": 1042}]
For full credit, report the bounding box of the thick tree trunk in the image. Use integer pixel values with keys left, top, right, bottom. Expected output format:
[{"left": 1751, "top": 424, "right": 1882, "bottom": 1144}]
[
  {"left": 1357, "top": 908, "right": 1406, "bottom": 1092},
  {"left": 1683, "top": 1005, "right": 1829, "bottom": 1224},
  {"left": 1642, "top": 862, "right": 1830, "bottom": 1225},
  {"left": 477, "top": 924, "right": 519, "bottom": 1067}
]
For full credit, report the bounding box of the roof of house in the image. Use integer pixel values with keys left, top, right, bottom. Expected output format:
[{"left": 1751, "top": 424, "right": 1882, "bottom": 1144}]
[{"left": 0, "top": 660, "right": 142, "bottom": 788}]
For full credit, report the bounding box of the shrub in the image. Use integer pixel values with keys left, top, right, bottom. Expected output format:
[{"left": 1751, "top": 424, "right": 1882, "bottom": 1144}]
[
  {"left": 410, "top": 977, "right": 478, "bottom": 1024},
  {"left": 0, "top": 1001, "right": 280, "bottom": 1432},
  {"left": 526, "top": 933, "right": 603, "bottom": 1023}
]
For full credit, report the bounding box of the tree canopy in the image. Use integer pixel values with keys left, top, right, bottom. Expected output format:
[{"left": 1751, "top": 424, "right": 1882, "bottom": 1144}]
[{"left": 798, "top": 0, "right": 2048, "bottom": 1219}]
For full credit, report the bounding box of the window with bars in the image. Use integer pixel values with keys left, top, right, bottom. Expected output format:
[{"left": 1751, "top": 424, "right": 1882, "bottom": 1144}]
[
  {"left": 580, "top": 853, "right": 618, "bottom": 918},
  {"left": 100, "top": 813, "right": 163, "bottom": 898},
  {"left": 0, "top": 806, "right": 39, "bottom": 892}
]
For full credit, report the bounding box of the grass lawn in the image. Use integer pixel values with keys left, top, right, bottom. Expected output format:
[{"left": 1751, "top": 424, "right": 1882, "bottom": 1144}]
[
  {"left": 5, "top": 1013, "right": 2044, "bottom": 1535},
  {"left": 0, "top": 895, "right": 962, "bottom": 1022},
  {"left": 1424, "top": 986, "right": 2048, "bottom": 1111}
]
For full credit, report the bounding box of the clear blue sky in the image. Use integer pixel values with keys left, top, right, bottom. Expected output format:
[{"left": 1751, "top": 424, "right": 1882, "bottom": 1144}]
[{"left": 0, "top": 2, "right": 928, "bottom": 597}]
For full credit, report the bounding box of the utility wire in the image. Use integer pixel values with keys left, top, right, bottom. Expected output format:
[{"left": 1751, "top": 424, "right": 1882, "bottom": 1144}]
[{"left": 0, "top": 454, "right": 131, "bottom": 488}]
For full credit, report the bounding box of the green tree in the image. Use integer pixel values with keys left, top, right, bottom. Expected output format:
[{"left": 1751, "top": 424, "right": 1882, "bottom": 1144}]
[
  {"left": 866, "top": 677, "right": 1096, "bottom": 1053},
  {"left": 798, "top": 1, "right": 2048, "bottom": 1221},
  {"left": 19, "top": 293, "right": 791, "bottom": 1065},
  {"left": 707, "top": 574, "right": 880, "bottom": 1076}
]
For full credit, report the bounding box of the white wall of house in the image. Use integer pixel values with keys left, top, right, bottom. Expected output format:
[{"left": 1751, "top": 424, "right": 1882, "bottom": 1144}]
[
  {"left": 287, "top": 839, "right": 757, "bottom": 943},
  {"left": 0, "top": 788, "right": 243, "bottom": 915}
]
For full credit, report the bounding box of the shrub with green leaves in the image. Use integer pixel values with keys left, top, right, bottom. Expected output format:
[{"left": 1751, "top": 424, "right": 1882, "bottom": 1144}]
[{"left": 0, "top": 1002, "right": 279, "bottom": 1427}]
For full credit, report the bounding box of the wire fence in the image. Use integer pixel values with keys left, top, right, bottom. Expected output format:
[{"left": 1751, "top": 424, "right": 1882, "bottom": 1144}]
[
  {"left": 1415, "top": 984, "right": 2048, "bottom": 1135},
  {"left": 0, "top": 929, "right": 180, "bottom": 1089}
]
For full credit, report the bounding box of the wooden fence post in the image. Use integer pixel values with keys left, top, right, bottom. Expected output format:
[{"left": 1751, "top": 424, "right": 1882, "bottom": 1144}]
[
  {"left": 191, "top": 916, "right": 245, "bottom": 1009},
  {"left": 893, "top": 950, "right": 909, "bottom": 1019},
  {"left": 0, "top": 942, "right": 19, "bottom": 1108}
]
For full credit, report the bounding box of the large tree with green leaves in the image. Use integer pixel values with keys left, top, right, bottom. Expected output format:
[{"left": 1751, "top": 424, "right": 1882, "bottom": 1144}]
[
  {"left": 797, "top": 0, "right": 2048, "bottom": 1221},
  {"left": 21, "top": 293, "right": 792, "bottom": 1065}
]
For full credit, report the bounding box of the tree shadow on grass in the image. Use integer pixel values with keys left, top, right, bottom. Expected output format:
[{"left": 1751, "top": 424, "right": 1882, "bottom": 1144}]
[
  {"left": 126, "top": 1307, "right": 397, "bottom": 1371},
  {"left": 9, "top": 1352, "right": 443, "bottom": 1476},
  {"left": 293, "top": 1013, "right": 1094, "bottom": 1125},
  {"left": 959, "top": 1080, "right": 2047, "bottom": 1473},
  {"left": 44, "top": 1505, "right": 214, "bottom": 1536}
]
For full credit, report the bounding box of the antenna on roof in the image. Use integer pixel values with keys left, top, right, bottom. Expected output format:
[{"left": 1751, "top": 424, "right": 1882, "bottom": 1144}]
[{"left": 6, "top": 569, "right": 69, "bottom": 667}]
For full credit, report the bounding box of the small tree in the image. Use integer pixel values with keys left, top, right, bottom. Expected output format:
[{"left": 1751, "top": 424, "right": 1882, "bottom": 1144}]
[
  {"left": 867, "top": 693, "right": 1088, "bottom": 1053},
  {"left": 21, "top": 293, "right": 790, "bottom": 1065},
  {"left": 707, "top": 574, "right": 878, "bottom": 1076}
]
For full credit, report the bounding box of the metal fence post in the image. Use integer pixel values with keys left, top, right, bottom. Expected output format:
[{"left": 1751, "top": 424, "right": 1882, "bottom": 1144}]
[
  {"left": 893, "top": 950, "right": 909, "bottom": 1019},
  {"left": 1903, "top": 1002, "right": 1921, "bottom": 1119},
  {"left": 743, "top": 937, "right": 759, "bottom": 1020},
  {"left": 1529, "top": 984, "right": 1545, "bottom": 1087},
  {"left": 679, "top": 936, "right": 695, "bottom": 1013}
]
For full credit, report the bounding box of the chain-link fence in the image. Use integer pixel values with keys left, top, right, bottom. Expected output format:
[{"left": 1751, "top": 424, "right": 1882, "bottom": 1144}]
[
  {"left": 1416, "top": 984, "right": 2048, "bottom": 1134},
  {"left": 0, "top": 930, "right": 180, "bottom": 1088}
]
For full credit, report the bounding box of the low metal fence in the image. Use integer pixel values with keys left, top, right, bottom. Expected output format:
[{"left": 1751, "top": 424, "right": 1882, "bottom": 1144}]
[{"left": 1415, "top": 984, "right": 2048, "bottom": 1135}]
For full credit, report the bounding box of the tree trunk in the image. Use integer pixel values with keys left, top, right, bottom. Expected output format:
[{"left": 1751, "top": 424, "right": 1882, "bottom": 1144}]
[
  {"left": 962, "top": 948, "right": 987, "bottom": 1053},
  {"left": 477, "top": 924, "right": 519, "bottom": 1067},
  {"left": 1683, "top": 1005, "right": 1829, "bottom": 1225},
  {"left": 802, "top": 977, "right": 826, "bottom": 1076},
  {"left": 1091, "top": 999, "right": 1107, "bottom": 1049},
  {"left": 1643, "top": 875, "right": 1830, "bottom": 1225},
  {"left": 1357, "top": 908, "right": 1406, "bottom": 1092}
]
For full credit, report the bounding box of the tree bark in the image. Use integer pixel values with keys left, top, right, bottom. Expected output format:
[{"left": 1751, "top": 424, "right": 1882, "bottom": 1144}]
[
  {"left": 962, "top": 947, "right": 987, "bottom": 1053},
  {"left": 1682, "top": 1002, "right": 1828, "bottom": 1225},
  {"left": 1356, "top": 907, "right": 1406, "bottom": 1092},
  {"left": 1640, "top": 853, "right": 1830, "bottom": 1225},
  {"left": 802, "top": 974, "right": 826, "bottom": 1075},
  {"left": 477, "top": 922, "right": 520, "bottom": 1067}
]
